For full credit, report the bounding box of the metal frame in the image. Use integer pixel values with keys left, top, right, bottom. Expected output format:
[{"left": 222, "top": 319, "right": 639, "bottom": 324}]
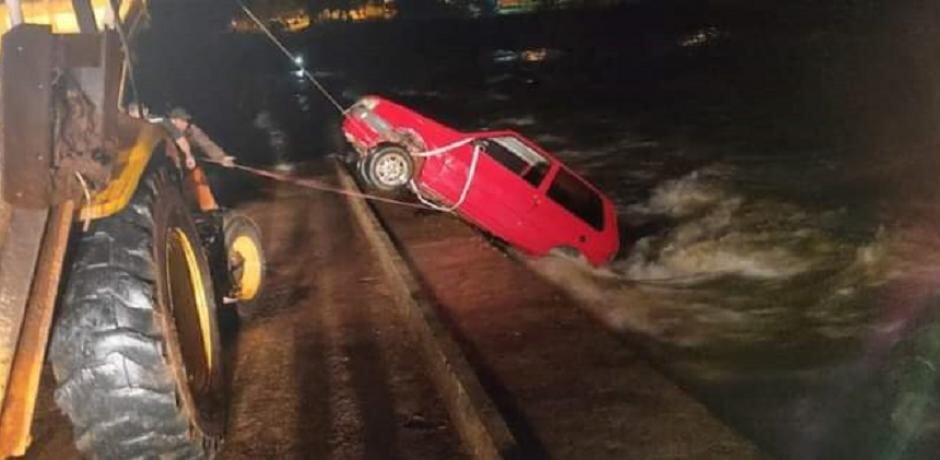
[
  {"left": 0, "top": 1, "right": 148, "bottom": 455},
  {"left": 1, "top": 24, "right": 55, "bottom": 208},
  {"left": 71, "top": 0, "right": 98, "bottom": 33}
]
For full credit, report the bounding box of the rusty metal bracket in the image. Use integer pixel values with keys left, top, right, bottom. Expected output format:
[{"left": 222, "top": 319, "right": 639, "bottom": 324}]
[
  {"left": 2, "top": 24, "right": 126, "bottom": 209},
  {"left": 1, "top": 24, "right": 55, "bottom": 208}
]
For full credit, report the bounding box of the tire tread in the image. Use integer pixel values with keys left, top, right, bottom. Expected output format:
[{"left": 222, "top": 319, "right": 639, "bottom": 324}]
[{"left": 50, "top": 170, "right": 218, "bottom": 459}]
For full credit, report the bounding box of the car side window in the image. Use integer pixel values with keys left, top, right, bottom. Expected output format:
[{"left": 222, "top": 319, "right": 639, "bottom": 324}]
[
  {"left": 480, "top": 139, "right": 528, "bottom": 174},
  {"left": 479, "top": 136, "right": 551, "bottom": 187},
  {"left": 547, "top": 168, "right": 605, "bottom": 230}
]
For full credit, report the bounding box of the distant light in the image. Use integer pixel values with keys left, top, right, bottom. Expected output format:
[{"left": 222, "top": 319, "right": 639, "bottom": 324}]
[
  {"left": 293, "top": 55, "right": 304, "bottom": 66},
  {"left": 521, "top": 48, "right": 548, "bottom": 62},
  {"left": 679, "top": 27, "right": 723, "bottom": 48},
  {"left": 293, "top": 69, "right": 305, "bottom": 78}
]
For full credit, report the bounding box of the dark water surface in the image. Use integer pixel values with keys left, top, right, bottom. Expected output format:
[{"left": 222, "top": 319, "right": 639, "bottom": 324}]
[{"left": 139, "top": 5, "right": 940, "bottom": 459}]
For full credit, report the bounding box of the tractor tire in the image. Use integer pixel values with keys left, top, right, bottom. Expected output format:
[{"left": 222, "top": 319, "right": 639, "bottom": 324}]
[
  {"left": 223, "top": 212, "right": 266, "bottom": 319},
  {"left": 365, "top": 145, "right": 414, "bottom": 192},
  {"left": 49, "top": 167, "right": 226, "bottom": 459}
]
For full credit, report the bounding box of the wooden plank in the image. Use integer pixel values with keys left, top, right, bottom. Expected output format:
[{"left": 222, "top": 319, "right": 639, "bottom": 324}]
[
  {"left": 0, "top": 202, "right": 73, "bottom": 457},
  {"left": 0, "top": 207, "right": 48, "bottom": 416}
]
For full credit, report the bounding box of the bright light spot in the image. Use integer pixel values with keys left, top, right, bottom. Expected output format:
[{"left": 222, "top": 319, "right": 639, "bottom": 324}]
[
  {"left": 294, "top": 69, "right": 305, "bottom": 78},
  {"left": 521, "top": 48, "right": 548, "bottom": 62},
  {"left": 293, "top": 55, "right": 304, "bottom": 66},
  {"left": 679, "top": 27, "right": 723, "bottom": 48}
]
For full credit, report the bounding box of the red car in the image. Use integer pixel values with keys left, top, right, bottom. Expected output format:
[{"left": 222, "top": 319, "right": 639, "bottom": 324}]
[{"left": 342, "top": 96, "right": 620, "bottom": 266}]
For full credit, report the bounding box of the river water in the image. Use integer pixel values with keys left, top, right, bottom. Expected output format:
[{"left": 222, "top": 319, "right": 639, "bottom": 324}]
[{"left": 140, "top": 5, "right": 940, "bottom": 459}]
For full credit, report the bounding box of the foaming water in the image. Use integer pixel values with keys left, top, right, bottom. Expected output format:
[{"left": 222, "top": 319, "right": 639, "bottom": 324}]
[
  {"left": 528, "top": 165, "right": 898, "bottom": 363},
  {"left": 619, "top": 166, "right": 864, "bottom": 281},
  {"left": 522, "top": 158, "right": 940, "bottom": 457}
]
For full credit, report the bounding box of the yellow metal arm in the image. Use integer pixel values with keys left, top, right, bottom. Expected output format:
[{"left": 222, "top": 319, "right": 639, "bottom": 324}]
[{"left": 79, "top": 120, "right": 165, "bottom": 222}]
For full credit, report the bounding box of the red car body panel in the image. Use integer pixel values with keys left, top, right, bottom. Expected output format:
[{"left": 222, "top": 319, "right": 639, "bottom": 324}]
[{"left": 343, "top": 96, "right": 620, "bottom": 266}]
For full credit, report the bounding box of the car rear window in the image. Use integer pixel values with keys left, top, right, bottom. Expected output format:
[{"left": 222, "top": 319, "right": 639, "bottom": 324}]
[{"left": 547, "top": 168, "right": 605, "bottom": 230}]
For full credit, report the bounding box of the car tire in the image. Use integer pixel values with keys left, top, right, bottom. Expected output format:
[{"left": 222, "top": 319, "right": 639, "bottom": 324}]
[
  {"left": 223, "top": 211, "right": 266, "bottom": 319},
  {"left": 49, "top": 167, "right": 225, "bottom": 459},
  {"left": 365, "top": 145, "right": 414, "bottom": 192},
  {"left": 357, "top": 156, "right": 375, "bottom": 188}
]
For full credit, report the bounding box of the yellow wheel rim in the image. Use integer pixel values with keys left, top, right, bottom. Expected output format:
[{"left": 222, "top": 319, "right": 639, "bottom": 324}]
[
  {"left": 232, "top": 234, "right": 262, "bottom": 301},
  {"left": 166, "top": 228, "right": 213, "bottom": 374}
]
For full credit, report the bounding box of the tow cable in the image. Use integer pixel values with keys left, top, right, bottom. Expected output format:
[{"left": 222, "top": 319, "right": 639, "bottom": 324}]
[
  {"left": 205, "top": 158, "right": 431, "bottom": 210},
  {"left": 409, "top": 140, "right": 482, "bottom": 213},
  {"left": 203, "top": 134, "right": 479, "bottom": 213},
  {"left": 230, "top": 0, "right": 482, "bottom": 213},
  {"left": 235, "top": 0, "right": 347, "bottom": 116}
]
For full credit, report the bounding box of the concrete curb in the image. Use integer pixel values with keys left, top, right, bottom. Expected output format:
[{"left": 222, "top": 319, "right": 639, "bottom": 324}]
[{"left": 334, "top": 161, "right": 519, "bottom": 460}]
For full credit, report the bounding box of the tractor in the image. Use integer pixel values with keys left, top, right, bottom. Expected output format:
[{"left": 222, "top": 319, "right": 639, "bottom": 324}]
[{"left": 0, "top": 0, "right": 266, "bottom": 458}]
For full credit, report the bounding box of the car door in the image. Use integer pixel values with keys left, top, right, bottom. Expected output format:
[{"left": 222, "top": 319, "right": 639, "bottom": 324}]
[
  {"left": 528, "top": 164, "right": 607, "bottom": 255},
  {"left": 457, "top": 135, "right": 553, "bottom": 250}
]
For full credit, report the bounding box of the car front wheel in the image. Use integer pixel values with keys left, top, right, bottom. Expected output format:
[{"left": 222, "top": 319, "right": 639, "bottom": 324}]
[{"left": 365, "top": 145, "right": 414, "bottom": 192}]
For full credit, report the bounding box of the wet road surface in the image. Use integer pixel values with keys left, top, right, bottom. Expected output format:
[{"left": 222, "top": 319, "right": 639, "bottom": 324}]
[
  {"left": 27, "top": 170, "right": 466, "bottom": 460},
  {"left": 218, "top": 177, "right": 465, "bottom": 459},
  {"left": 26, "top": 162, "right": 760, "bottom": 459},
  {"left": 371, "top": 192, "right": 762, "bottom": 459}
]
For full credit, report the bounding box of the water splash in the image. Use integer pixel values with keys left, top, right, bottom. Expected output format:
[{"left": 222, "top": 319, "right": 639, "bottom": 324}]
[
  {"left": 620, "top": 166, "right": 857, "bottom": 281},
  {"left": 526, "top": 165, "right": 897, "bottom": 372}
]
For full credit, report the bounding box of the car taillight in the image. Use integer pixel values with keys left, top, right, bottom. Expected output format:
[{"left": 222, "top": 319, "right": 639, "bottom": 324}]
[
  {"left": 360, "top": 96, "right": 380, "bottom": 110},
  {"left": 349, "top": 106, "right": 391, "bottom": 135}
]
